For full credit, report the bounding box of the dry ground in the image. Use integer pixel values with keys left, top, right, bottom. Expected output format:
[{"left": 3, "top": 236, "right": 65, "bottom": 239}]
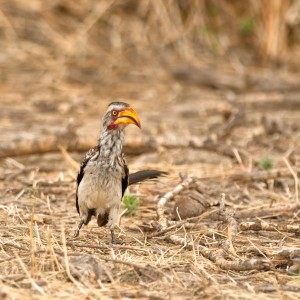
[
  {"left": 1, "top": 79, "right": 300, "bottom": 299},
  {"left": 1, "top": 1, "right": 300, "bottom": 299}
]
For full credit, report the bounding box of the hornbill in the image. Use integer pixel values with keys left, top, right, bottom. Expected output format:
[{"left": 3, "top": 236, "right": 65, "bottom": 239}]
[{"left": 74, "top": 101, "right": 163, "bottom": 243}]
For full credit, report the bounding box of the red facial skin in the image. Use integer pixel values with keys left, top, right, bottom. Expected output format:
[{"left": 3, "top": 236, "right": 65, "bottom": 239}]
[
  {"left": 108, "top": 123, "right": 119, "bottom": 130},
  {"left": 107, "top": 107, "right": 141, "bottom": 130},
  {"left": 108, "top": 109, "right": 120, "bottom": 130}
]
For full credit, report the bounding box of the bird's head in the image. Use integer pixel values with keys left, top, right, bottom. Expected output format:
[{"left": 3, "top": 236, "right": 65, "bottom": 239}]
[{"left": 103, "top": 102, "right": 141, "bottom": 131}]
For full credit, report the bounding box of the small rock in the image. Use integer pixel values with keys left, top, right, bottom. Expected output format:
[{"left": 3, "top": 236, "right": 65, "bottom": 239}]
[
  {"left": 173, "top": 197, "right": 206, "bottom": 220},
  {"left": 288, "top": 258, "right": 300, "bottom": 275},
  {"left": 62, "top": 255, "right": 111, "bottom": 283}
]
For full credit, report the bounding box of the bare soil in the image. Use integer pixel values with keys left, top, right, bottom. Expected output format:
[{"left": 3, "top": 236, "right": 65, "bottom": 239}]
[{"left": 1, "top": 1, "right": 300, "bottom": 299}]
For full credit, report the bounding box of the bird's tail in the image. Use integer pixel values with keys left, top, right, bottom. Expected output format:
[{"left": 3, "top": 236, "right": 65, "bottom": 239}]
[{"left": 128, "top": 170, "right": 167, "bottom": 185}]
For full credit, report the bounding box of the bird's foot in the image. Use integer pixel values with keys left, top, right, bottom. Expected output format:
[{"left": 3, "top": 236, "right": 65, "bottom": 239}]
[{"left": 73, "top": 219, "right": 84, "bottom": 238}]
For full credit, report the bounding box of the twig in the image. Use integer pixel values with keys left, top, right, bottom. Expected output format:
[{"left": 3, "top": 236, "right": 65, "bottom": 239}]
[
  {"left": 201, "top": 248, "right": 270, "bottom": 271},
  {"left": 147, "top": 214, "right": 207, "bottom": 238},
  {"left": 60, "top": 225, "right": 87, "bottom": 295},
  {"left": 240, "top": 221, "right": 300, "bottom": 234},
  {"left": 58, "top": 145, "right": 79, "bottom": 171},
  {"left": 256, "top": 285, "right": 300, "bottom": 293},
  {"left": 284, "top": 157, "right": 299, "bottom": 202},
  {"left": 15, "top": 252, "right": 47, "bottom": 296},
  {"left": 219, "top": 194, "right": 238, "bottom": 254},
  {"left": 156, "top": 176, "right": 195, "bottom": 230}
]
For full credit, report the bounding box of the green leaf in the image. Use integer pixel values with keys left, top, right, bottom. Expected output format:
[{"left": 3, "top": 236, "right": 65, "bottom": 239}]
[
  {"left": 258, "top": 157, "right": 274, "bottom": 171},
  {"left": 123, "top": 191, "right": 140, "bottom": 216},
  {"left": 239, "top": 18, "right": 254, "bottom": 35}
]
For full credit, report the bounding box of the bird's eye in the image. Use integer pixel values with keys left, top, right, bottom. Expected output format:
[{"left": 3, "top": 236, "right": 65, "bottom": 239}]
[{"left": 111, "top": 110, "right": 118, "bottom": 116}]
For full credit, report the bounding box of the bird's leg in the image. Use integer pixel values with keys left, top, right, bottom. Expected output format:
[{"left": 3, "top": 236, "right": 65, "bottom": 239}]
[
  {"left": 108, "top": 205, "right": 119, "bottom": 244},
  {"left": 74, "top": 210, "right": 93, "bottom": 238},
  {"left": 110, "top": 226, "right": 116, "bottom": 244},
  {"left": 73, "top": 218, "right": 84, "bottom": 238}
]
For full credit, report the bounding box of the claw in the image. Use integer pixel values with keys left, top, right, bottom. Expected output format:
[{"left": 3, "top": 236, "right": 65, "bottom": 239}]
[
  {"left": 73, "top": 229, "right": 80, "bottom": 238},
  {"left": 74, "top": 219, "right": 84, "bottom": 238}
]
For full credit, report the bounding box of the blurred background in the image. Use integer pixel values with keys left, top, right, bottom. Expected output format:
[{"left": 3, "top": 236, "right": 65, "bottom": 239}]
[{"left": 1, "top": 0, "right": 300, "bottom": 172}]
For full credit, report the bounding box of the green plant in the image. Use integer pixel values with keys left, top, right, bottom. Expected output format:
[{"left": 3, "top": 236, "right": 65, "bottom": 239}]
[
  {"left": 207, "top": 5, "right": 219, "bottom": 17},
  {"left": 239, "top": 18, "right": 254, "bottom": 35},
  {"left": 258, "top": 157, "right": 274, "bottom": 170},
  {"left": 123, "top": 190, "right": 140, "bottom": 216},
  {"left": 201, "top": 27, "right": 214, "bottom": 38}
]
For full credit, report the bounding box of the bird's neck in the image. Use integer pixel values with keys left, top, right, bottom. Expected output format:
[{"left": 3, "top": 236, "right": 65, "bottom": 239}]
[{"left": 98, "top": 128, "right": 124, "bottom": 166}]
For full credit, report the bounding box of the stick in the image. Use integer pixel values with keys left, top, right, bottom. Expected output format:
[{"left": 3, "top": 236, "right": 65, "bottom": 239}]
[
  {"left": 202, "top": 249, "right": 270, "bottom": 271},
  {"left": 156, "top": 176, "right": 195, "bottom": 230},
  {"left": 284, "top": 157, "right": 299, "bottom": 202},
  {"left": 219, "top": 194, "right": 238, "bottom": 254},
  {"left": 240, "top": 221, "right": 300, "bottom": 234}
]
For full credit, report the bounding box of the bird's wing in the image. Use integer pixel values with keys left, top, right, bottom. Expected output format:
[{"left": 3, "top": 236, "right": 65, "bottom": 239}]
[
  {"left": 121, "top": 154, "right": 129, "bottom": 198},
  {"left": 76, "top": 145, "right": 100, "bottom": 213}
]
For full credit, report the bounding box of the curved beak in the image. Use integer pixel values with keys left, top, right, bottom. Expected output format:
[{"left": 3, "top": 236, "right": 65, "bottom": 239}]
[{"left": 114, "top": 107, "right": 141, "bottom": 128}]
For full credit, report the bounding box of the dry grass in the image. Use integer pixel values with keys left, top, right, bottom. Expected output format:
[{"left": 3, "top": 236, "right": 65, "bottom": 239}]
[
  {"left": 1, "top": 1, "right": 300, "bottom": 299},
  {"left": 1, "top": 146, "right": 300, "bottom": 299},
  {"left": 0, "top": 0, "right": 299, "bottom": 95}
]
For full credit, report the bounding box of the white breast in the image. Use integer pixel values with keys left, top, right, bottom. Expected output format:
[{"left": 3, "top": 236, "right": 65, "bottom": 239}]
[{"left": 77, "top": 163, "right": 122, "bottom": 216}]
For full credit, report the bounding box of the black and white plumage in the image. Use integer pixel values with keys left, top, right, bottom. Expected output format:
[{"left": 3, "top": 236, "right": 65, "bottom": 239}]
[{"left": 74, "top": 102, "right": 164, "bottom": 243}]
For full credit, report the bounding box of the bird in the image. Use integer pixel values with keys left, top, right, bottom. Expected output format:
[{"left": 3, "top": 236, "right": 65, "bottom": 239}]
[{"left": 74, "top": 101, "right": 164, "bottom": 243}]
